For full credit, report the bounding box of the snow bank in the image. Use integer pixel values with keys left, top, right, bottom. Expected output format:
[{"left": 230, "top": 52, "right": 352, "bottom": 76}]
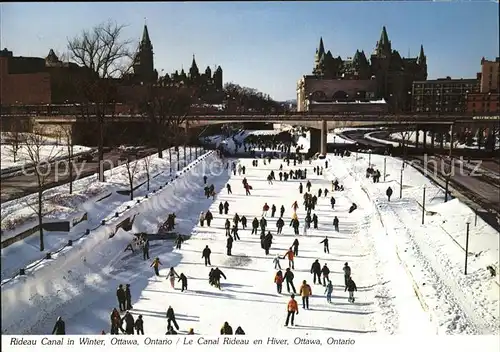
[
  {"left": 0, "top": 151, "right": 216, "bottom": 334},
  {"left": 1, "top": 147, "right": 198, "bottom": 240},
  {"left": 342, "top": 152, "right": 500, "bottom": 334},
  {"left": 0, "top": 142, "right": 91, "bottom": 171}
]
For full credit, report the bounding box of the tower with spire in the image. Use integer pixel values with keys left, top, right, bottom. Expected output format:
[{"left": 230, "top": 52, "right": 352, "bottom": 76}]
[
  {"left": 132, "top": 24, "right": 158, "bottom": 83},
  {"left": 306, "top": 26, "right": 427, "bottom": 111}
]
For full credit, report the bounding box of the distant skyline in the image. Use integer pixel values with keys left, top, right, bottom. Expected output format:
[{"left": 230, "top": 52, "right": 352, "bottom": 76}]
[{"left": 1, "top": 2, "right": 498, "bottom": 101}]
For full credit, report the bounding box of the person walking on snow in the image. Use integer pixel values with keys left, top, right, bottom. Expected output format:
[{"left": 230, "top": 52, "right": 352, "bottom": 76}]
[
  {"left": 110, "top": 308, "right": 124, "bottom": 335},
  {"left": 312, "top": 213, "right": 318, "bottom": 229},
  {"left": 231, "top": 224, "right": 240, "bottom": 240},
  {"left": 299, "top": 183, "right": 303, "bottom": 194},
  {"left": 203, "top": 175, "right": 207, "bottom": 184},
  {"left": 274, "top": 270, "right": 284, "bottom": 293},
  {"left": 125, "top": 284, "right": 133, "bottom": 310},
  {"left": 324, "top": 188, "right": 329, "bottom": 197},
  {"left": 226, "top": 184, "right": 232, "bottom": 194},
  {"left": 299, "top": 280, "right": 312, "bottom": 309},
  {"left": 283, "top": 248, "right": 295, "bottom": 269},
  {"left": 224, "top": 201, "right": 230, "bottom": 215},
  {"left": 291, "top": 201, "right": 299, "bottom": 212},
  {"left": 117, "top": 285, "right": 126, "bottom": 311},
  {"left": 199, "top": 212, "right": 205, "bottom": 226},
  {"left": 262, "top": 203, "right": 270, "bottom": 217},
  {"left": 345, "top": 277, "right": 357, "bottom": 303},
  {"left": 225, "top": 219, "right": 231, "bottom": 236},
  {"left": 343, "top": 262, "right": 352, "bottom": 287},
  {"left": 168, "top": 267, "right": 180, "bottom": 288},
  {"left": 241, "top": 215, "right": 247, "bottom": 229},
  {"left": 285, "top": 294, "right": 299, "bottom": 327},
  {"left": 273, "top": 254, "right": 282, "bottom": 270},
  {"left": 320, "top": 236, "right": 329, "bottom": 253},
  {"left": 178, "top": 273, "right": 188, "bottom": 292},
  {"left": 150, "top": 257, "right": 162, "bottom": 276},
  {"left": 284, "top": 268, "right": 296, "bottom": 293},
  {"left": 333, "top": 216, "right": 339, "bottom": 232},
  {"left": 386, "top": 186, "right": 393, "bottom": 201},
  {"left": 219, "top": 202, "right": 224, "bottom": 215},
  {"left": 135, "top": 315, "right": 144, "bottom": 335},
  {"left": 202, "top": 245, "right": 211, "bottom": 266},
  {"left": 311, "top": 259, "right": 321, "bottom": 285},
  {"left": 306, "top": 181, "right": 312, "bottom": 192},
  {"left": 233, "top": 213, "right": 240, "bottom": 227},
  {"left": 318, "top": 188, "right": 322, "bottom": 198},
  {"left": 330, "top": 196, "right": 336, "bottom": 209},
  {"left": 292, "top": 238, "right": 299, "bottom": 256},
  {"left": 251, "top": 217, "right": 259, "bottom": 235},
  {"left": 280, "top": 205, "right": 285, "bottom": 218},
  {"left": 205, "top": 210, "right": 213, "bottom": 227},
  {"left": 123, "top": 311, "right": 135, "bottom": 335},
  {"left": 321, "top": 264, "right": 330, "bottom": 286},
  {"left": 325, "top": 280, "right": 333, "bottom": 303},
  {"left": 166, "top": 306, "right": 179, "bottom": 331},
  {"left": 211, "top": 267, "right": 227, "bottom": 289},
  {"left": 226, "top": 235, "right": 234, "bottom": 256},
  {"left": 142, "top": 237, "right": 150, "bottom": 261},
  {"left": 276, "top": 217, "right": 284, "bottom": 234},
  {"left": 175, "top": 234, "right": 184, "bottom": 250},
  {"left": 271, "top": 204, "right": 277, "bottom": 217},
  {"left": 260, "top": 217, "right": 267, "bottom": 235}
]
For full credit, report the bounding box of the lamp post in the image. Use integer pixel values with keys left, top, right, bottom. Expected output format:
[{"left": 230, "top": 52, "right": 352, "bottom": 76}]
[
  {"left": 421, "top": 186, "right": 426, "bottom": 224},
  {"left": 399, "top": 167, "right": 403, "bottom": 199},
  {"left": 464, "top": 222, "right": 470, "bottom": 275}
]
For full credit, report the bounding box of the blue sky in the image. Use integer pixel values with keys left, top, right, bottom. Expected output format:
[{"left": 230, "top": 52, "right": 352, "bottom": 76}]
[{"left": 1, "top": 1, "right": 498, "bottom": 100}]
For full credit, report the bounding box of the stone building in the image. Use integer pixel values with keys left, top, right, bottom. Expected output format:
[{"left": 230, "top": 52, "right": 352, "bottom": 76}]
[
  {"left": 297, "top": 27, "right": 427, "bottom": 112},
  {"left": 412, "top": 77, "right": 480, "bottom": 113},
  {"left": 466, "top": 57, "right": 500, "bottom": 114},
  {"left": 123, "top": 25, "right": 224, "bottom": 103},
  {"left": 0, "top": 48, "right": 51, "bottom": 105}
]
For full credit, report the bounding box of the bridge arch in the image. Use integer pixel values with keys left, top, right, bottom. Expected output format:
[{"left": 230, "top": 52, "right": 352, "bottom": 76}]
[
  {"left": 332, "top": 90, "right": 348, "bottom": 101},
  {"left": 310, "top": 90, "right": 327, "bottom": 102}
]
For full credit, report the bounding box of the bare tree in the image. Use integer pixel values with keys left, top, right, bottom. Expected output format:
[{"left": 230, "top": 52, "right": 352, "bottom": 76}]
[
  {"left": 67, "top": 20, "right": 134, "bottom": 182},
  {"left": 142, "top": 154, "right": 152, "bottom": 191},
  {"left": 393, "top": 128, "right": 414, "bottom": 168},
  {"left": 140, "top": 85, "right": 195, "bottom": 172},
  {"left": 124, "top": 154, "right": 140, "bottom": 200},
  {"left": 4, "top": 131, "right": 24, "bottom": 164},
  {"left": 57, "top": 125, "right": 75, "bottom": 194},
  {"left": 23, "top": 131, "right": 61, "bottom": 251}
]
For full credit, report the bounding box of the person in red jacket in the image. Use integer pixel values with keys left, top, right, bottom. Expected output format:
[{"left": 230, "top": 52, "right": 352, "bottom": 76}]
[
  {"left": 285, "top": 294, "right": 299, "bottom": 327},
  {"left": 274, "top": 270, "right": 283, "bottom": 294},
  {"left": 283, "top": 248, "right": 295, "bottom": 269},
  {"left": 262, "top": 203, "right": 270, "bottom": 217}
]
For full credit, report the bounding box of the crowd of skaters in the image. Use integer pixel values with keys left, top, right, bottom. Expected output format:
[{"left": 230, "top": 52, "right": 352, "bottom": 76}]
[{"left": 51, "top": 146, "right": 363, "bottom": 334}]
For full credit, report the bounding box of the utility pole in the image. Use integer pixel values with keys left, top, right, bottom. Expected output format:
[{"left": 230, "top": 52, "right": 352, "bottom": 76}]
[
  {"left": 449, "top": 124, "right": 454, "bottom": 158},
  {"left": 422, "top": 186, "right": 426, "bottom": 225},
  {"left": 464, "top": 222, "right": 470, "bottom": 275},
  {"left": 445, "top": 177, "right": 450, "bottom": 202},
  {"left": 400, "top": 168, "right": 403, "bottom": 199},
  {"left": 383, "top": 157, "right": 387, "bottom": 182}
]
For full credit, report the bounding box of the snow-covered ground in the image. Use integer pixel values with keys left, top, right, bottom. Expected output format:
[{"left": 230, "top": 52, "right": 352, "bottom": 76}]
[
  {"left": 329, "top": 130, "right": 355, "bottom": 144},
  {"left": 341, "top": 152, "right": 499, "bottom": 334},
  {"left": 2, "top": 149, "right": 433, "bottom": 336},
  {"left": 0, "top": 133, "right": 92, "bottom": 171},
  {"left": 1, "top": 147, "right": 202, "bottom": 281},
  {"left": 366, "top": 130, "right": 500, "bottom": 149},
  {"left": 2, "top": 129, "right": 498, "bottom": 336}
]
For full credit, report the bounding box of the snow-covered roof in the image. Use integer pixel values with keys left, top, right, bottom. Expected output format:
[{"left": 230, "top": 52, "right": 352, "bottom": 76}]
[{"left": 310, "top": 99, "right": 387, "bottom": 105}]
